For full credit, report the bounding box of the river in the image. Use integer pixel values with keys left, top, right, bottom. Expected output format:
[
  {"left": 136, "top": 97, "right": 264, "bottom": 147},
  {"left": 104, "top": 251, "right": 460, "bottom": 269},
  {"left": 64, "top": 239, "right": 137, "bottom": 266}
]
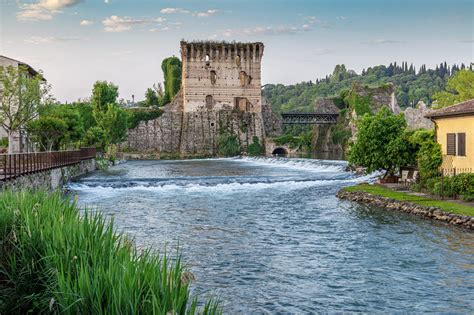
[{"left": 67, "top": 157, "right": 474, "bottom": 313}]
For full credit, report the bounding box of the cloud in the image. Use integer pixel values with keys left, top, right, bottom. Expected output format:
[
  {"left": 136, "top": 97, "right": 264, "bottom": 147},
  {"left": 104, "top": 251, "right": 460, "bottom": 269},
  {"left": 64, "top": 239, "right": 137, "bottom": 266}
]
[
  {"left": 25, "top": 36, "right": 80, "bottom": 44},
  {"left": 80, "top": 19, "right": 94, "bottom": 26},
  {"left": 336, "top": 16, "right": 347, "bottom": 20},
  {"left": 160, "top": 7, "right": 190, "bottom": 14},
  {"left": 360, "top": 39, "right": 405, "bottom": 45},
  {"left": 221, "top": 24, "right": 311, "bottom": 37},
  {"left": 193, "top": 9, "right": 218, "bottom": 17},
  {"left": 102, "top": 15, "right": 166, "bottom": 32},
  {"left": 304, "top": 16, "right": 321, "bottom": 24},
  {"left": 17, "top": 0, "right": 83, "bottom": 21}
]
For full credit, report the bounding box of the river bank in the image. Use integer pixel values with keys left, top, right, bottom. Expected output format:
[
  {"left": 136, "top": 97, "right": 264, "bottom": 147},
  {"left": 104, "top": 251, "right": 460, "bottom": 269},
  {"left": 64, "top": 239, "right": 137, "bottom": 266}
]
[{"left": 337, "top": 184, "right": 474, "bottom": 230}]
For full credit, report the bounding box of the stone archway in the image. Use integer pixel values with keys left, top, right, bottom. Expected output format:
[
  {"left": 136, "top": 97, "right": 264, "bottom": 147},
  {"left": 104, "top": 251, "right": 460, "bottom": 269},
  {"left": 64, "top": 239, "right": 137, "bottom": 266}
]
[{"left": 272, "top": 147, "right": 288, "bottom": 156}]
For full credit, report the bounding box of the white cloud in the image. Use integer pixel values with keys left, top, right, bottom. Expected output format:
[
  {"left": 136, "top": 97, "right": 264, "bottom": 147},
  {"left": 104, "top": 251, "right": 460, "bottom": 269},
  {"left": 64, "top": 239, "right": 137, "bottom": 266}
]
[
  {"left": 312, "top": 48, "right": 335, "bottom": 55},
  {"left": 160, "top": 7, "right": 190, "bottom": 14},
  {"left": 193, "top": 9, "right": 218, "bottom": 17},
  {"left": 17, "top": 0, "right": 83, "bottom": 21},
  {"left": 102, "top": 15, "right": 166, "bottom": 32},
  {"left": 222, "top": 24, "right": 311, "bottom": 37},
  {"left": 304, "top": 16, "right": 321, "bottom": 24},
  {"left": 360, "top": 39, "right": 405, "bottom": 45},
  {"left": 25, "top": 36, "right": 80, "bottom": 44},
  {"left": 80, "top": 19, "right": 94, "bottom": 26},
  {"left": 336, "top": 16, "right": 347, "bottom": 20}
]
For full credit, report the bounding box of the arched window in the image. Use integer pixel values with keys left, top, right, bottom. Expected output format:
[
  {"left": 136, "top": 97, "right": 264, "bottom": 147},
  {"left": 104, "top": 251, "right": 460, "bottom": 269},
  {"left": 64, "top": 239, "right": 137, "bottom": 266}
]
[
  {"left": 205, "top": 54, "right": 210, "bottom": 62},
  {"left": 210, "top": 70, "right": 217, "bottom": 85},
  {"left": 206, "top": 95, "right": 213, "bottom": 108},
  {"left": 235, "top": 55, "right": 241, "bottom": 67}
]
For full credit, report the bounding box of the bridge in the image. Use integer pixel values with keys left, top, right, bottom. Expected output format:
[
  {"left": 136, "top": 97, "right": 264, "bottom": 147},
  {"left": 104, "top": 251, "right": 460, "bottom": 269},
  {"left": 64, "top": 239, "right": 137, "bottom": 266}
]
[{"left": 281, "top": 112, "right": 338, "bottom": 124}]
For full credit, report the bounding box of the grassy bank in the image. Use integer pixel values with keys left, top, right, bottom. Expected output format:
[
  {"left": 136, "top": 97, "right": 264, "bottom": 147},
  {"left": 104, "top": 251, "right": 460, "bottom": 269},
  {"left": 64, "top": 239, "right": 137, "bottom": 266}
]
[
  {"left": 343, "top": 184, "right": 474, "bottom": 217},
  {"left": 0, "top": 190, "right": 220, "bottom": 314}
]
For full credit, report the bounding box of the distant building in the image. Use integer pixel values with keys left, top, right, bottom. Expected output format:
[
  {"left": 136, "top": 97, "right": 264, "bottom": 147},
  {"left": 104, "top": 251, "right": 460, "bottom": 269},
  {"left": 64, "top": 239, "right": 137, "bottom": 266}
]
[
  {"left": 0, "top": 55, "right": 44, "bottom": 152},
  {"left": 426, "top": 99, "right": 474, "bottom": 172}
]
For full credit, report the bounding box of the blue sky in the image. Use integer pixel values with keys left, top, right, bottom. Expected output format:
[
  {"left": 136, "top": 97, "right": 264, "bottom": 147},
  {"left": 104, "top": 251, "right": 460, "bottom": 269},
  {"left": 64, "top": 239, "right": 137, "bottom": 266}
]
[{"left": 1, "top": 0, "right": 473, "bottom": 102}]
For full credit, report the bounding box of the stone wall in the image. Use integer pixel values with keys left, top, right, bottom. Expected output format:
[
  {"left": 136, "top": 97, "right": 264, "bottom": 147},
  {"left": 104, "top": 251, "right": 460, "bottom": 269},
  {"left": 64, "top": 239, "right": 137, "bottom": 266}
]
[
  {"left": 337, "top": 189, "right": 473, "bottom": 230},
  {"left": 404, "top": 101, "right": 434, "bottom": 130},
  {"left": 1, "top": 159, "right": 95, "bottom": 191}
]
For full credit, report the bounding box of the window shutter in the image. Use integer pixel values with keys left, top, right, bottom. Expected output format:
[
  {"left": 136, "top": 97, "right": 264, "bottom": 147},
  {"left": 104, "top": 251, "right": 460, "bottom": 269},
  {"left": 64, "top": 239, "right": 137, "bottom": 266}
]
[
  {"left": 447, "top": 133, "right": 456, "bottom": 155},
  {"left": 458, "top": 133, "right": 466, "bottom": 156}
]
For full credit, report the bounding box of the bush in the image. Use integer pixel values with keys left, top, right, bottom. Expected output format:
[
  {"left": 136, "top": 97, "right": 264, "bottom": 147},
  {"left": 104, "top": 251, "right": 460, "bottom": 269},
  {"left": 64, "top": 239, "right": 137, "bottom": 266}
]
[
  {"left": 127, "top": 108, "right": 163, "bottom": 129},
  {"left": 217, "top": 131, "right": 240, "bottom": 156},
  {"left": 247, "top": 136, "right": 264, "bottom": 156},
  {"left": 452, "top": 173, "right": 474, "bottom": 196},
  {"left": 423, "top": 173, "right": 474, "bottom": 199},
  {"left": 0, "top": 191, "right": 220, "bottom": 314}
]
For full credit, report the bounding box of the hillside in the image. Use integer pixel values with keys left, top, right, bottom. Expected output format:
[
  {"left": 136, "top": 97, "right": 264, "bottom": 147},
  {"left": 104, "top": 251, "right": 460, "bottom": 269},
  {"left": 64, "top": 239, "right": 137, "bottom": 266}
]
[{"left": 263, "top": 62, "right": 472, "bottom": 113}]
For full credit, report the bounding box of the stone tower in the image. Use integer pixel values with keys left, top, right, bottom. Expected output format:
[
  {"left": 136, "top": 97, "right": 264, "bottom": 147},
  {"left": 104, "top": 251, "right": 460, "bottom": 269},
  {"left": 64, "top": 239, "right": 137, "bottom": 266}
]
[
  {"left": 180, "top": 41, "right": 264, "bottom": 113},
  {"left": 126, "top": 41, "right": 272, "bottom": 157}
]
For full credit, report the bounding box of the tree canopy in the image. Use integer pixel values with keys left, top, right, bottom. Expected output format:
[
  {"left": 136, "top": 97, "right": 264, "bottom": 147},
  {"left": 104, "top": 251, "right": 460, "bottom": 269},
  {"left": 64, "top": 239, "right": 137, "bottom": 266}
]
[
  {"left": 433, "top": 69, "right": 474, "bottom": 108},
  {"left": 348, "top": 107, "right": 415, "bottom": 175}
]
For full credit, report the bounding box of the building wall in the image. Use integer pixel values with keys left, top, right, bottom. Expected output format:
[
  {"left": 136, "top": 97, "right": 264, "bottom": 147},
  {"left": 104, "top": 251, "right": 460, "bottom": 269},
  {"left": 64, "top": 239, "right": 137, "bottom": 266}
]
[
  {"left": 435, "top": 115, "right": 474, "bottom": 170},
  {"left": 180, "top": 41, "right": 263, "bottom": 113}
]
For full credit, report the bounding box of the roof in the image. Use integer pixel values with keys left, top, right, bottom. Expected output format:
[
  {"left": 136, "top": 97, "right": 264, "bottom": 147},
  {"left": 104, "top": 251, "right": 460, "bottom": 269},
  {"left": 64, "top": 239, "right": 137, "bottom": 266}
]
[
  {"left": 425, "top": 99, "right": 474, "bottom": 119},
  {"left": 0, "top": 55, "right": 45, "bottom": 81}
]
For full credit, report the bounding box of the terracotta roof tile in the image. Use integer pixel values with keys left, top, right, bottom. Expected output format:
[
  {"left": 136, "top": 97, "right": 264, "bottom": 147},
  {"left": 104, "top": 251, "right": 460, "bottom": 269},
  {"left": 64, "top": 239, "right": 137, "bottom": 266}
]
[{"left": 425, "top": 99, "right": 474, "bottom": 118}]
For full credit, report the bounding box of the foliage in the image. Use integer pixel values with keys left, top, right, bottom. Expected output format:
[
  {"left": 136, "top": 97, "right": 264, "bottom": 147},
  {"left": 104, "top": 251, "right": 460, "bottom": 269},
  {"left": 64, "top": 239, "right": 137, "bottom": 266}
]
[
  {"left": 161, "top": 57, "right": 182, "bottom": 105},
  {"left": 348, "top": 107, "right": 416, "bottom": 175},
  {"left": 345, "top": 88, "right": 373, "bottom": 116},
  {"left": 217, "top": 131, "right": 240, "bottom": 156},
  {"left": 91, "top": 81, "right": 119, "bottom": 113},
  {"left": 263, "top": 62, "right": 471, "bottom": 114},
  {"left": 84, "top": 126, "right": 107, "bottom": 150},
  {"left": 343, "top": 184, "right": 474, "bottom": 217},
  {"left": 0, "top": 65, "right": 51, "bottom": 153},
  {"left": 274, "top": 130, "right": 313, "bottom": 151},
  {"left": 127, "top": 108, "right": 163, "bottom": 129},
  {"left": 144, "top": 88, "right": 160, "bottom": 107},
  {"left": 409, "top": 129, "right": 442, "bottom": 180},
  {"left": 0, "top": 137, "right": 8, "bottom": 148},
  {"left": 0, "top": 190, "right": 220, "bottom": 314},
  {"left": 247, "top": 136, "right": 264, "bottom": 156},
  {"left": 26, "top": 116, "right": 67, "bottom": 151},
  {"left": 433, "top": 70, "right": 474, "bottom": 108},
  {"left": 97, "top": 103, "right": 128, "bottom": 145}
]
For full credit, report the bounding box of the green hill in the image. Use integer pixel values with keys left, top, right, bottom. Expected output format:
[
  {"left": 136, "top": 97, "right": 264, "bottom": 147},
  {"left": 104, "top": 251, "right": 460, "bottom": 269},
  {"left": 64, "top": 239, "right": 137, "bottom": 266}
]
[{"left": 263, "top": 62, "right": 472, "bottom": 113}]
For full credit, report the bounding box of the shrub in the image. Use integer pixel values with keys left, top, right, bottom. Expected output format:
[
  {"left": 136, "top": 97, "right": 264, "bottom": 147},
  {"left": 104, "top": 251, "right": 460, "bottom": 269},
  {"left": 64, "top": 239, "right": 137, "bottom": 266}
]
[
  {"left": 127, "top": 108, "right": 163, "bottom": 129},
  {"left": 452, "top": 173, "right": 474, "bottom": 196},
  {"left": 0, "top": 191, "right": 220, "bottom": 314},
  {"left": 217, "top": 131, "right": 240, "bottom": 156},
  {"left": 247, "top": 136, "right": 264, "bottom": 156}
]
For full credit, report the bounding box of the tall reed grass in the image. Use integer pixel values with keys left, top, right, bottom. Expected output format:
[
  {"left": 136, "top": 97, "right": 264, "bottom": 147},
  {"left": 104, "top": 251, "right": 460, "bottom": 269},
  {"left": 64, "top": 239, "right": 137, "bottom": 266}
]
[{"left": 0, "top": 190, "right": 220, "bottom": 314}]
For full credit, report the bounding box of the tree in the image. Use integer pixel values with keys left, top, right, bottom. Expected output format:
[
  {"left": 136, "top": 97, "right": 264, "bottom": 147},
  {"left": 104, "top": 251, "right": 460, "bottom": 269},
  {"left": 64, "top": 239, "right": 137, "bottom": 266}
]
[
  {"left": 84, "top": 126, "right": 107, "bottom": 150},
  {"left": 409, "top": 129, "right": 442, "bottom": 180},
  {"left": 217, "top": 131, "right": 240, "bottom": 156},
  {"left": 144, "top": 88, "right": 159, "bottom": 107},
  {"left": 161, "top": 57, "right": 182, "bottom": 105},
  {"left": 98, "top": 103, "right": 128, "bottom": 144},
  {"left": 0, "top": 65, "right": 51, "bottom": 153},
  {"left": 433, "top": 70, "right": 474, "bottom": 108},
  {"left": 247, "top": 136, "right": 264, "bottom": 156},
  {"left": 348, "top": 107, "right": 415, "bottom": 176},
  {"left": 91, "top": 81, "right": 119, "bottom": 114},
  {"left": 26, "top": 116, "right": 67, "bottom": 151}
]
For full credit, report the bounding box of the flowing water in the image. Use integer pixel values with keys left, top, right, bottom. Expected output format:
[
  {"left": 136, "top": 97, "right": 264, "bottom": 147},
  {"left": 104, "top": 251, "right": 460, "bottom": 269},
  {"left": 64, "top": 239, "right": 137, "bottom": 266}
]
[{"left": 67, "top": 157, "right": 474, "bottom": 313}]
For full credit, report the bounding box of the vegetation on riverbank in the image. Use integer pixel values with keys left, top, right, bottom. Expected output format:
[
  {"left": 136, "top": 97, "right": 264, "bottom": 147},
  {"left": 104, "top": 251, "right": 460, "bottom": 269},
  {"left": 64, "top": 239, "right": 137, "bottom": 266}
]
[
  {"left": 0, "top": 190, "right": 220, "bottom": 314},
  {"left": 343, "top": 184, "right": 474, "bottom": 217}
]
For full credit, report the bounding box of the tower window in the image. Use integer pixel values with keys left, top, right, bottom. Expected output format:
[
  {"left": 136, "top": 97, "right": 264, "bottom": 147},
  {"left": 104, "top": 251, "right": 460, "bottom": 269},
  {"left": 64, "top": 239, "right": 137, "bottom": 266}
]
[
  {"left": 210, "top": 70, "right": 217, "bottom": 85},
  {"left": 206, "top": 95, "right": 214, "bottom": 108}
]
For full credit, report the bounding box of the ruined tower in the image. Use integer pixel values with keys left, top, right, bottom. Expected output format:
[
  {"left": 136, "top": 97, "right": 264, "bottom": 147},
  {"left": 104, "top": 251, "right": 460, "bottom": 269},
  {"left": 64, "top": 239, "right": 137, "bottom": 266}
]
[
  {"left": 180, "top": 41, "right": 264, "bottom": 113},
  {"left": 126, "top": 41, "right": 271, "bottom": 157}
]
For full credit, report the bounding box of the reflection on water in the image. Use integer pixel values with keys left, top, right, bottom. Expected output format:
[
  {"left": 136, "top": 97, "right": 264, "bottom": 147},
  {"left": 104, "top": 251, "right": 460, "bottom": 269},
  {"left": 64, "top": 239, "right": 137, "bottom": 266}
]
[{"left": 68, "top": 157, "right": 474, "bottom": 313}]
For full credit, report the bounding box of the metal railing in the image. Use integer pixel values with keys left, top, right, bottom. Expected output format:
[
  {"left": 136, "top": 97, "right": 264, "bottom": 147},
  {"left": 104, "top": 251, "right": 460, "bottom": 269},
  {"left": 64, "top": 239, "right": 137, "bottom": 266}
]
[
  {"left": 0, "top": 147, "right": 96, "bottom": 181},
  {"left": 441, "top": 167, "right": 473, "bottom": 176}
]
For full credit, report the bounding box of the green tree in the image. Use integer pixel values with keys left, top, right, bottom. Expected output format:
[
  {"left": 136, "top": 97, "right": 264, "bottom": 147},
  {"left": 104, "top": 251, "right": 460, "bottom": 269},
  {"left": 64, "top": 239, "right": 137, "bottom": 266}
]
[
  {"left": 98, "top": 103, "right": 128, "bottom": 144},
  {"left": 84, "top": 126, "right": 107, "bottom": 150},
  {"left": 91, "top": 81, "right": 119, "bottom": 114},
  {"left": 433, "top": 70, "right": 474, "bottom": 108},
  {"left": 409, "top": 129, "right": 442, "bottom": 179},
  {"left": 348, "top": 107, "right": 415, "bottom": 175},
  {"left": 144, "top": 88, "right": 159, "bottom": 107},
  {"left": 161, "top": 57, "right": 182, "bottom": 105},
  {"left": 26, "top": 116, "right": 67, "bottom": 151},
  {"left": 0, "top": 65, "right": 51, "bottom": 153}
]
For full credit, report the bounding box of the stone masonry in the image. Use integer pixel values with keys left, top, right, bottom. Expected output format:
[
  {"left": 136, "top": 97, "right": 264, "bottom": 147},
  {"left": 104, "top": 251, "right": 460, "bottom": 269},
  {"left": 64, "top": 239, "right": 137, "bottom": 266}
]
[{"left": 127, "top": 41, "right": 274, "bottom": 156}]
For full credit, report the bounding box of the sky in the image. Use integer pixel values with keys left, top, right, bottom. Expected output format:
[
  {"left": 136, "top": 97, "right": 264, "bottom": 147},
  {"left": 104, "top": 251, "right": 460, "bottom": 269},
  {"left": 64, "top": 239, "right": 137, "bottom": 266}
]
[{"left": 1, "top": 0, "right": 473, "bottom": 102}]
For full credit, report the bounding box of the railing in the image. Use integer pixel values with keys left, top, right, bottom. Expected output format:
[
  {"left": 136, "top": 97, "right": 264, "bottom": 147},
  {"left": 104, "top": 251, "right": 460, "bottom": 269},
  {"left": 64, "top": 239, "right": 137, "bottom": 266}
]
[
  {"left": 441, "top": 167, "right": 473, "bottom": 176},
  {"left": 0, "top": 147, "right": 96, "bottom": 181}
]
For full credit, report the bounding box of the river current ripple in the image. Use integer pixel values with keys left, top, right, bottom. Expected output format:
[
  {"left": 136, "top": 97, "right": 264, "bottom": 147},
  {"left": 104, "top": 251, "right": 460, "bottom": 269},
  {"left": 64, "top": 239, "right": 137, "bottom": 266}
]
[{"left": 68, "top": 157, "right": 474, "bottom": 313}]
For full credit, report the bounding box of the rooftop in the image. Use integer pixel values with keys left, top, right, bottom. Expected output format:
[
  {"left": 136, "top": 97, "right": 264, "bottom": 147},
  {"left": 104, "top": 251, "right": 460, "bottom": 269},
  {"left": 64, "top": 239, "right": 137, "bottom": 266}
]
[
  {"left": 0, "top": 55, "right": 45, "bottom": 80},
  {"left": 425, "top": 99, "right": 474, "bottom": 119}
]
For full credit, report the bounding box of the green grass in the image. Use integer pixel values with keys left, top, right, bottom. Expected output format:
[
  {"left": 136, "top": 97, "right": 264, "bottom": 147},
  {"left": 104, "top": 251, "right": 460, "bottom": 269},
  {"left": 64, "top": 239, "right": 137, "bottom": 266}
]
[
  {"left": 343, "top": 184, "right": 474, "bottom": 217},
  {"left": 0, "top": 190, "right": 220, "bottom": 314}
]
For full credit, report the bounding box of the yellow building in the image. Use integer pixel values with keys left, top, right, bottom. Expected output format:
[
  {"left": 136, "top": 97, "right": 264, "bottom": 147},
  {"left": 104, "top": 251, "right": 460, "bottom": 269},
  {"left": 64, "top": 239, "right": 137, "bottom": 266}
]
[{"left": 426, "top": 99, "right": 474, "bottom": 172}]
